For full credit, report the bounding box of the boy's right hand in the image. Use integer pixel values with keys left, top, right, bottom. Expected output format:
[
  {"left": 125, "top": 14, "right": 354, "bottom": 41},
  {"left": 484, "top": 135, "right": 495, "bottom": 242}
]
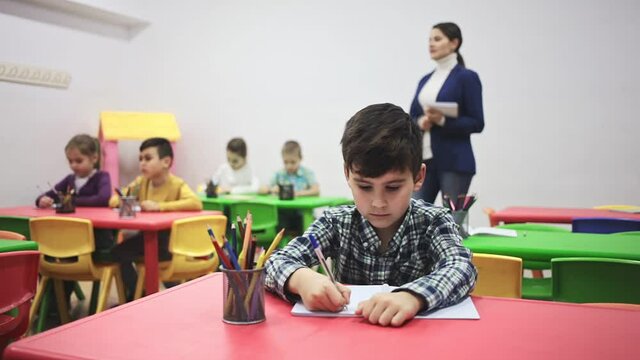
[
  {"left": 38, "top": 196, "right": 54, "bottom": 208},
  {"left": 287, "top": 268, "right": 350, "bottom": 312}
]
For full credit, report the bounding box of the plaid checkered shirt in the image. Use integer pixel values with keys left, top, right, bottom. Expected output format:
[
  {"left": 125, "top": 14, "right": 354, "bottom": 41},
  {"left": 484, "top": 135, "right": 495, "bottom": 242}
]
[{"left": 265, "top": 198, "right": 477, "bottom": 311}]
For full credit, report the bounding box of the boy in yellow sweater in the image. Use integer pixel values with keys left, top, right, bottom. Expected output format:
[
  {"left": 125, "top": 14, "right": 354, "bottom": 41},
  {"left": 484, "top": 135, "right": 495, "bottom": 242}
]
[{"left": 110, "top": 137, "right": 202, "bottom": 300}]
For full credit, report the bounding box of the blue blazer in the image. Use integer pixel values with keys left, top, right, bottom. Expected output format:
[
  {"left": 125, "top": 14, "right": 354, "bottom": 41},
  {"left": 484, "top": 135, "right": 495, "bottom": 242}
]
[{"left": 409, "top": 64, "right": 484, "bottom": 174}]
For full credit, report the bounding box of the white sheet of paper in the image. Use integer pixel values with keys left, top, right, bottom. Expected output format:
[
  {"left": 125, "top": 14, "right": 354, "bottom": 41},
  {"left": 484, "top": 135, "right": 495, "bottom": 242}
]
[
  {"left": 291, "top": 284, "right": 479, "bottom": 319},
  {"left": 468, "top": 227, "right": 517, "bottom": 237},
  {"left": 425, "top": 102, "right": 458, "bottom": 118}
]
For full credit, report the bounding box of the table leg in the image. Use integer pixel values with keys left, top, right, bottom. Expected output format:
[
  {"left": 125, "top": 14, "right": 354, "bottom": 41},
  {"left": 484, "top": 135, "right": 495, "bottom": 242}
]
[{"left": 143, "top": 230, "right": 159, "bottom": 295}]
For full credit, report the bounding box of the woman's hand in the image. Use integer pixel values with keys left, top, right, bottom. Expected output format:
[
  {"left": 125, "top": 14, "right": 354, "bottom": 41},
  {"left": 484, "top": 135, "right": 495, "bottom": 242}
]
[
  {"left": 418, "top": 115, "right": 433, "bottom": 131},
  {"left": 425, "top": 107, "right": 445, "bottom": 125}
]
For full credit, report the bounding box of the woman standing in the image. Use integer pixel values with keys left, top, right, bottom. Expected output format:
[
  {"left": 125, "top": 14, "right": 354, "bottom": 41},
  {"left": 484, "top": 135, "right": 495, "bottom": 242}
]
[{"left": 410, "top": 22, "right": 484, "bottom": 205}]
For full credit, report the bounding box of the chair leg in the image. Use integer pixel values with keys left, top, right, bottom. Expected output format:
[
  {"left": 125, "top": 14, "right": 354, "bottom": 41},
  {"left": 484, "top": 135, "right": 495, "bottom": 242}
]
[
  {"left": 28, "top": 277, "right": 49, "bottom": 333},
  {"left": 88, "top": 281, "right": 100, "bottom": 315},
  {"left": 114, "top": 269, "right": 127, "bottom": 305},
  {"left": 133, "top": 266, "right": 146, "bottom": 300},
  {"left": 96, "top": 269, "right": 113, "bottom": 313},
  {"left": 52, "top": 279, "right": 71, "bottom": 324},
  {"left": 36, "top": 282, "right": 52, "bottom": 334},
  {"left": 73, "top": 281, "right": 86, "bottom": 301},
  {"left": 531, "top": 270, "right": 544, "bottom": 278}
]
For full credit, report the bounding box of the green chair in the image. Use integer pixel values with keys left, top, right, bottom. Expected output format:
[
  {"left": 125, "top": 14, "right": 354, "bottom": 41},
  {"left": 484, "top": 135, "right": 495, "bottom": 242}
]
[
  {"left": 201, "top": 201, "right": 224, "bottom": 212},
  {"left": 0, "top": 216, "right": 31, "bottom": 239},
  {"left": 552, "top": 257, "right": 640, "bottom": 304},
  {"left": 229, "top": 202, "right": 279, "bottom": 248},
  {"left": 496, "top": 223, "right": 569, "bottom": 301}
]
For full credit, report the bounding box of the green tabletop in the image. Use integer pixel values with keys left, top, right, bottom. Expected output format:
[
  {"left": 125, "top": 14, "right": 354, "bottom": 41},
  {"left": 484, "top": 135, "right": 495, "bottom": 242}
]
[
  {"left": 464, "top": 231, "right": 640, "bottom": 262},
  {"left": 0, "top": 239, "right": 38, "bottom": 253},
  {"left": 201, "top": 194, "right": 352, "bottom": 208},
  {"left": 200, "top": 194, "right": 353, "bottom": 230}
]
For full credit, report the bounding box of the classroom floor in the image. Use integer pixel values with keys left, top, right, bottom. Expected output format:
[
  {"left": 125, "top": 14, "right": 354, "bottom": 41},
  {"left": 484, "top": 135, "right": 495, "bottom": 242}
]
[{"left": 30, "top": 280, "right": 166, "bottom": 335}]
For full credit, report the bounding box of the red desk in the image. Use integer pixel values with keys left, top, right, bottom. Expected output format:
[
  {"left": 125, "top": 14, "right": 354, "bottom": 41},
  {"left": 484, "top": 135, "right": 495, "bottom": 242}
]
[
  {"left": 0, "top": 207, "right": 221, "bottom": 295},
  {"left": 5, "top": 273, "right": 639, "bottom": 360},
  {"left": 490, "top": 206, "right": 640, "bottom": 226}
]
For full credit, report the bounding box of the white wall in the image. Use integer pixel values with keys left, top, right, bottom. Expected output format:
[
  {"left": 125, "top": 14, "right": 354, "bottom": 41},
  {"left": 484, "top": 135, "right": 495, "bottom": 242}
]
[{"left": 1, "top": 0, "right": 639, "bottom": 225}]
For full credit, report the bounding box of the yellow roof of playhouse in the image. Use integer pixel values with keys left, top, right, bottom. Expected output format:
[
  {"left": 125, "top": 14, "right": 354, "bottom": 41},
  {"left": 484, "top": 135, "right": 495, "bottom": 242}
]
[{"left": 100, "top": 112, "right": 181, "bottom": 141}]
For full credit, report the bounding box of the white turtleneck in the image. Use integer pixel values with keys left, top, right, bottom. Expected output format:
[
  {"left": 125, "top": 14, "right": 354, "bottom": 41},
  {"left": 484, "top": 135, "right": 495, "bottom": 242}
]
[{"left": 417, "top": 52, "right": 458, "bottom": 159}]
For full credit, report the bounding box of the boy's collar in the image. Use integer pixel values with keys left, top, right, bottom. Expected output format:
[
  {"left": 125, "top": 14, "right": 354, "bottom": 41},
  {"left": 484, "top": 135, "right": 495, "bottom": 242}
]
[
  {"left": 148, "top": 171, "right": 170, "bottom": 187},
  {"left": 357, "top": 201, "right": 414, "bottom": 254}
]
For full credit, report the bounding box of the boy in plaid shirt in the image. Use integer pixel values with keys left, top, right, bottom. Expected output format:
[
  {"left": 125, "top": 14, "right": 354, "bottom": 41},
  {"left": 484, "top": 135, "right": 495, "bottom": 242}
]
[{"left": 265, "top": 103, "right": 476, "bottom": 327}]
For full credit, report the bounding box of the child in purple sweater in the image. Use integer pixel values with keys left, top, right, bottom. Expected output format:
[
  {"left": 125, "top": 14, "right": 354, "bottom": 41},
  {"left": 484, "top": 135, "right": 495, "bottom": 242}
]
[
  {"left": 34, "top": 134, "right": 114, "bottom": 316},
  {"left": 35, "top": 134, "right": 113, "bottom": 251},
  {"left": 36, "top": 134, "right": 111, "bottom": 208}
]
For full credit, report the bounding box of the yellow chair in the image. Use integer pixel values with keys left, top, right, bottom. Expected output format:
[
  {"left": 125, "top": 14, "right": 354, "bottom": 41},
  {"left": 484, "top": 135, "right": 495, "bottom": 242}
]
[
  {"left": 28, "top": 217, "right": 126, "bottom": 325},
  {"left": 471, "top": 253, "right": 523, "bottom": 298},
  {"left": 593, "top": 205, "right": 640, "bottom": 211},
  {"left": 133, "top": 215, "right": 227, "bottom": 299}
]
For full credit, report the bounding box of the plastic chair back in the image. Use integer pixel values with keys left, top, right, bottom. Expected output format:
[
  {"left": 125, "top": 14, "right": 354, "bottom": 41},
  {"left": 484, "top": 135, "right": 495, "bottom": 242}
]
[
  {"left": 229, "top": 202, "right": 278, "bottom": 246},
  {"left": 0, "top": 216, "right": 31, "bottom": 239},
  {"left": 0, "top": 250, "right": 39, "bottom": 347},
  {"left": 593, "top": 205, "right": 639, "bottom": 211},
  {"left": 0, "top": 231, "right": 26, "bottom": 240},
  {"left": 471, "top": 253, "right": 523, "bottom": 298},
  {"left": 29, "top": 217, "right": 97, "bottom": 278},
  {"left": 552, "top": 257, "right": 640, "bottom": 304},
  {"left": 165, "top": 215, "right": 227, "bottom": 278},
  {"left": 572, "top": 217, "right": 640, "bottom": 234}
]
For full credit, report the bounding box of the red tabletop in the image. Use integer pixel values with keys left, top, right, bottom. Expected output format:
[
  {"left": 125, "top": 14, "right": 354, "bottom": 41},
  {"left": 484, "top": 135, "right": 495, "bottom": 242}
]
[
  {"left": 490, "top": 206, "right": 640, "bottom": 226},
  {"left": 0, "top": 207, "right": 222, "bottom": 295},
  {"left": 5, "top": 273, "right": 639, "bottom": 360}
]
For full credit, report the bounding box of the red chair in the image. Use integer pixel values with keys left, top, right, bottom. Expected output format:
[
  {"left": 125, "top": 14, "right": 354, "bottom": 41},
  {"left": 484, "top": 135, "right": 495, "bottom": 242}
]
[{"left": 0, "top": 250, "right": 39, "bottom": 350}]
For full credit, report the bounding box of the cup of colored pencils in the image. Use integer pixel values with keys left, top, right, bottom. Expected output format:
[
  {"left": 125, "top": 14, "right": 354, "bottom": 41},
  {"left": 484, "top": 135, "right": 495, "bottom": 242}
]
[
  {"left": 55, "top": 187, "right": 76, "bottom": 214},
  {"left": 220, "top": 266, "right": 266, "bottom": 325},
  {"left": 444, "top": 193, "right": 477, "bottom": 239}
]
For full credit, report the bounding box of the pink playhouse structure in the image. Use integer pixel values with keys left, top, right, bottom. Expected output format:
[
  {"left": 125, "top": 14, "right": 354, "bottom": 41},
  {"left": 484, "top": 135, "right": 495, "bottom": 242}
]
[{"left": 99, "top": 111, "right": 181, "bottom": 188}]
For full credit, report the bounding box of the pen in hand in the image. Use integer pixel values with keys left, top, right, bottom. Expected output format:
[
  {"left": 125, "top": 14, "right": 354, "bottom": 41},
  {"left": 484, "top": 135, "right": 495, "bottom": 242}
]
[{"left": 308, "top": 234, "right": 347, "bottom": 309}]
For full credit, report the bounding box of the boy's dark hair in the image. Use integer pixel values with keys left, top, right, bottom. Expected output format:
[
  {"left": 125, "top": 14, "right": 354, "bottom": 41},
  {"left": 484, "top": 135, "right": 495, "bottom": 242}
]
[
  {"left": 140, "top": 137, "right": 174, "bottom": 162},
  {"left": 282, "top": 140, "right": 302, "bottom": 158},
  {"left": 227, "top": 137, "right": 247, "bottom": 158},
  {"left": 341, "top": 103, "right": 422, "bottom": 179},
  {"left": 65, "top": 134, "right": 101, "bottom": 169}
]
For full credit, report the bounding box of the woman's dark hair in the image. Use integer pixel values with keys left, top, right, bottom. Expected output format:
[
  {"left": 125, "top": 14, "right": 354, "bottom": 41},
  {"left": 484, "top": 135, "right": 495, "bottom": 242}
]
[{"left": 433, "top": 22, "right": 465, "bottom": 67}]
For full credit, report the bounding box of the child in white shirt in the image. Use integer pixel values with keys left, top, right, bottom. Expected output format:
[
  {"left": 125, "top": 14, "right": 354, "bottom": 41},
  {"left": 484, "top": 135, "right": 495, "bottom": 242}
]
[{"left": 212, "top": 137, "right": 259, "bottom": 195}]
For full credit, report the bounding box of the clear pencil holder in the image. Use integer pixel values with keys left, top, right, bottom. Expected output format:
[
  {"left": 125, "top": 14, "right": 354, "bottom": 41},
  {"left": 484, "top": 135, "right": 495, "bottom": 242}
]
[
  {"left": 221, "top": 267, "right": 266, "bottom": 325},
  {"left": 119, "top": 196, "right": 137, "bottom": 219},
  {"left": 452, "top": 210, "right": 470, "bottom": 239}
]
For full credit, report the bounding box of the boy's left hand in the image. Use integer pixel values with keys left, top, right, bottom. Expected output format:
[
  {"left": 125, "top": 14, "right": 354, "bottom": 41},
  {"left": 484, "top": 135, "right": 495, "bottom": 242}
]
[
  {"left": 140, "top": 200, "right": 160, "bottom": 211},
  {"left": 355, "top": 291, "right": 424, "bottom": 327}
]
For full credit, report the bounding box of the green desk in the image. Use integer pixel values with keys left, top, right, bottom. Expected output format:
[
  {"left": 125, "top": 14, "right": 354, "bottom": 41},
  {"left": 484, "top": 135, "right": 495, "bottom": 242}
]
[
  {"left": 0, "top": 239, "right": 38, "bottom": 253},
  {"left": 200, "top": 195, "right": 353, "bottom": 230},
  {"left": 464, "top": 231, "right": 640, "bottom": 262}
]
